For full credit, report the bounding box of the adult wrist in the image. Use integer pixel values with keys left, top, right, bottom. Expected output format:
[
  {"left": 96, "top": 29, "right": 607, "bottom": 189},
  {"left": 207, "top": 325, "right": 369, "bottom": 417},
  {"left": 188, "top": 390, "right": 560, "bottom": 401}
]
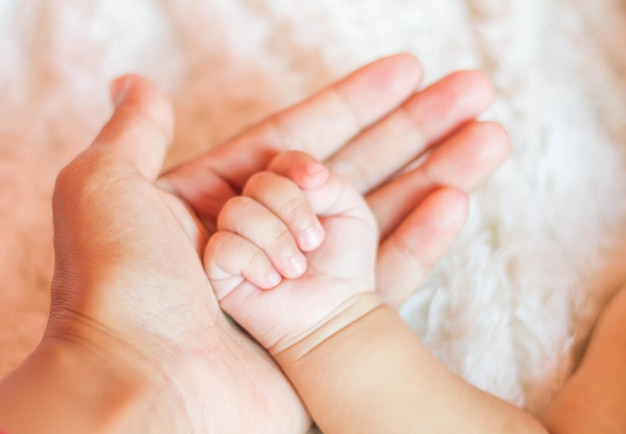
[{"left": 0, "top": 337, "right": 180, "bottom": 434}]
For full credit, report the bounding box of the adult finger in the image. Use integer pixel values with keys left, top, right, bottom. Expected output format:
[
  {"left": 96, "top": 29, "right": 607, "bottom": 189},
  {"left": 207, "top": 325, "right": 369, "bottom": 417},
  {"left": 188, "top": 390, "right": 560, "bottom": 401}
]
[
  {"left": 159, "top": 53, "right": 421, "bottom": 192},
  {"left": 376, "top": 188, "right": 469, "bottom": 308},
  {"left": 91, "top": 74, "right": 175, "bottom": 181},
  {"left": 368, "top": 121, "right": 509, "bottom": 238},
  {"left": 55, "top": 74, "right": 176, "bottom": 219},
  {"left": 326, "top": 70, "right": 495, "bottom": 193}
]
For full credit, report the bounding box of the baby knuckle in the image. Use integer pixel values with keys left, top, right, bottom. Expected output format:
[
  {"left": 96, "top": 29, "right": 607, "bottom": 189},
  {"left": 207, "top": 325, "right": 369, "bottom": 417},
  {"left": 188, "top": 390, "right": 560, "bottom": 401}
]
[
  {"left": 268, "top": 227, "right": 294, "bottom": 250},
  {"left": 219, "top": 196, "right": 254, "bottom": 225},
  {"left": 280, "top": 195, "right": 308, "bottom": 218},
  {"left": 244, "top": 171, "right": 272, "bottom": 194},
  {"left": 247, "top": 248, "right": 270, "bottom": 270}
]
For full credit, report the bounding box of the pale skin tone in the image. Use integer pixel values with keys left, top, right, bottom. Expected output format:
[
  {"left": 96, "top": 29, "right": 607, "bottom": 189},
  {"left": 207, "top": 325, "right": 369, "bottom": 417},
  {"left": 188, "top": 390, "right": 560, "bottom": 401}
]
[
  {"left": 205, "top": 150, "right": 547, "bottom": 433},
  {"left": 207, "top": 151, "right": 626, "bottom": 434},
  {"left": 0, "top": 53, "right": 622, "bottom": 433},
  {"left": 205, "top": 151, "right": 380, "bottom": 353},
  {"left": 0, "top": 54, "right": 513, "bottom": 433}
]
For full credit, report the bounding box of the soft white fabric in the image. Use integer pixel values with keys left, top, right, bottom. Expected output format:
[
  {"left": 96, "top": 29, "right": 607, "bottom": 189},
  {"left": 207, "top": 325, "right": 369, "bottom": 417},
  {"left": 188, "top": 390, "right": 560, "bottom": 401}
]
[{"left": 1, "top": 0, "right": 625, "bottom": 417}]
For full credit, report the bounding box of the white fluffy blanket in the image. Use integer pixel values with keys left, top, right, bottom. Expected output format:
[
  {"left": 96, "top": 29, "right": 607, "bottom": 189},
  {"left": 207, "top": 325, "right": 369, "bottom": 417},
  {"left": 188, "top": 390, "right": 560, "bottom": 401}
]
[{"left": 1, "top": 0, "right": 626, "bottom": 418}]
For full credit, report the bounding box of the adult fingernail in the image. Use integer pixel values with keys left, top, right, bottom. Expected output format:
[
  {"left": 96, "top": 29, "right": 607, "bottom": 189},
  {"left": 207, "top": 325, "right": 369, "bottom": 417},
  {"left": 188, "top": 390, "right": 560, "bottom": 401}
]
[{"left": 111, "top": 76, "right": 131, "bottom": 108}]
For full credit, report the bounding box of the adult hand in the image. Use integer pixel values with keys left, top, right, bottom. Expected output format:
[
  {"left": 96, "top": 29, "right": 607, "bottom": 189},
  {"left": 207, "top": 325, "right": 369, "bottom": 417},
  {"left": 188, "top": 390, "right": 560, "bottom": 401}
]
[
  {"left": 1, "top": 54, "right": 507, "bottom": 434},
  {"left": 160, "top": 53, "right": 509, "bottom": 307},
  {"left": 37, "top": 78, "right": 308, "bottom": 433}
]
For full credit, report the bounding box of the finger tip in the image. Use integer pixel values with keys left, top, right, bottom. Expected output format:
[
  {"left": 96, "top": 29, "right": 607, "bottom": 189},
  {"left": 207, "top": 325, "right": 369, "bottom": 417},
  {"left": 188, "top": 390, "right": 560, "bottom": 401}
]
[
  {"left": 465, "top": 121, "right": 512, "bottom": 170},
  {"left": 265, "top": 270, "right": 283, "bottom": 289},
  {"left": 301, "top": 162, "right": 329, "bottom": 187},
  {"left": 286, "top": 254, "right": 307, "bottom": 278},
  {"left": 110, "top": 75, "right": 131, "bottom": 108},
  {"left": 388, "top": 52, "right": 422, "bottom": 81},
  {"left": 299, "top": 225, "right": 325, "bottom": 251},
  {"left": 305, "top": 161, "right": 327, "bottom": 175},
  {"left": 383, "top": 53, "right": 423, "bottom": 95},
  {"left": 468, "top": 70, "right": 496, "bottom": 107},
  {"left": 426, "top": 187, "right": 469, "bottom": 229},
  {"left": 447, "top": 70, "right": 496, "bottom": 111},
  {"left": 109, "top": 74, "right": 175, "bottom": 138},
  {"left": 485, "top": 121, "right": 512, "bottom": 161},
  {"left": 443, "top": 186, "right": 469, "bottom": 209},
  {"left": 249, "top": 269, "right": 282, "bottom": 290}
]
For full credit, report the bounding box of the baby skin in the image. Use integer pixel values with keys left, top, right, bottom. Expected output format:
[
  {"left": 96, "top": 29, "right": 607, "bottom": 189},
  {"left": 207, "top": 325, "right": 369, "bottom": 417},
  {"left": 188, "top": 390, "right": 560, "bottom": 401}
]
[{"left": 204, "top": 151, "right": 546, "bottom": 434}]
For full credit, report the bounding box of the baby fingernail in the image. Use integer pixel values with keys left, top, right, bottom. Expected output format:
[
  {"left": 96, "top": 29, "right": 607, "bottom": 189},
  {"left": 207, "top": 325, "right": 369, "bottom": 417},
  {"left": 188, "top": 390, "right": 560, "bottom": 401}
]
[
  {"left": 305, "top": 162, "right": 326, "bottom": 176},
  {"left": 267, "top": 270, "right": 282, "bottom": 287},
  {"left": 300, "top": 226, "right": 323, "bottom": 251},
  {"left": 289, "top": 253, "right": 307, "bottom": 275}
]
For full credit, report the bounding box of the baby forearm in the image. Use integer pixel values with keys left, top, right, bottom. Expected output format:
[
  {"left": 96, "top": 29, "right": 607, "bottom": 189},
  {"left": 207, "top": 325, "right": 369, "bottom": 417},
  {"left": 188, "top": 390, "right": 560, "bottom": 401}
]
[{"left": 277, "top": 299, "right": 546, "bottom": 434}]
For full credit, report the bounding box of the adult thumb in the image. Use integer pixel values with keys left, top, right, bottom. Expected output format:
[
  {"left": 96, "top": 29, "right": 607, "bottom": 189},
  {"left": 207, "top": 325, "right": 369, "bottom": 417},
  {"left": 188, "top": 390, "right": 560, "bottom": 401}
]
[{"left": 91, "top": 74, "right": 175, "bottom": 181}]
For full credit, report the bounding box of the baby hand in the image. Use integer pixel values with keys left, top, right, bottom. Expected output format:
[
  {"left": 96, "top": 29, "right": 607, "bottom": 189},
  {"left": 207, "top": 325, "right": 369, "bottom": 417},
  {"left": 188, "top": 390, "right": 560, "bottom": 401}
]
[{"left": 204, "top": 151, "right": 379, "bottom": 353}]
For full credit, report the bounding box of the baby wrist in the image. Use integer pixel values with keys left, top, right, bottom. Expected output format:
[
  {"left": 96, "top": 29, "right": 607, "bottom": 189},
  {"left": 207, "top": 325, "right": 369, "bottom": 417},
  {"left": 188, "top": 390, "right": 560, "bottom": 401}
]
[{"left": 271, "top": 292, "right": 383, "bottom": 365}]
